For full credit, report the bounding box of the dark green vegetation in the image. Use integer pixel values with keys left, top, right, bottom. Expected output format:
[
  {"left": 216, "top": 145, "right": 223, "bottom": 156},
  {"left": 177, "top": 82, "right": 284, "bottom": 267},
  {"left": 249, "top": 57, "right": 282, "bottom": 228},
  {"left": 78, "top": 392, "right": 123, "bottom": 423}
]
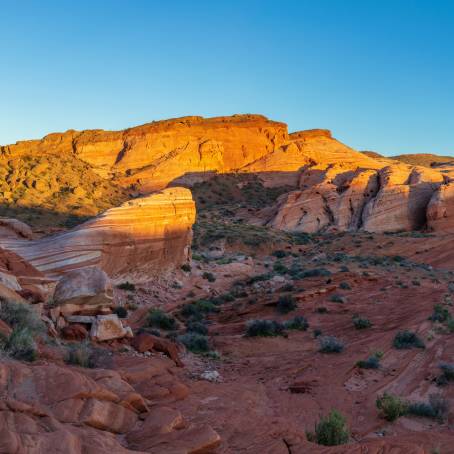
[
  {"left": 117, "top": 281, "right": 136, "bottom": 291},
  {"left": 65, "top": 341, "right": 95, "bottom": 368},
  {"left": 276, "top": 295, "right": 297, "bottom": 314},
  {"left": 0, "top": 300, "right": 45, "bottom": 361},
  {"left": 393, "top": 330, "right": 425, "bottom": 349},
  {"left": 352, "top": 315, "right": 372, "bottom": 329},
  {"left": 319, "top": 336, "right": 344, "bottom": 353},
  {"left": 147, "top": 308, "right": 178, "bottom": 330},
  {"left": 306, "top": 410, "right": 349, "bottom": 446},
  {"left": 246, "top": 319, "right": 285, "bottom": 337},
  {"left": 376, "top": 392, "right": 449, "bottom": 423}
]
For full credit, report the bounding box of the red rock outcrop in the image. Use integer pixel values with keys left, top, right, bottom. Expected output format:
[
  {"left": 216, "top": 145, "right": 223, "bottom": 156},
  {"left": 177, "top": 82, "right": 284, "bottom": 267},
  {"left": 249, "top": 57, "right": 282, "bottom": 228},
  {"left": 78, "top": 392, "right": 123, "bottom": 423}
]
[
  {"left": 427, "top": 181, "right": 454, "bottom": 232},
  {"left": 0, "top": 187, "right": 195, "bottom": 279}
]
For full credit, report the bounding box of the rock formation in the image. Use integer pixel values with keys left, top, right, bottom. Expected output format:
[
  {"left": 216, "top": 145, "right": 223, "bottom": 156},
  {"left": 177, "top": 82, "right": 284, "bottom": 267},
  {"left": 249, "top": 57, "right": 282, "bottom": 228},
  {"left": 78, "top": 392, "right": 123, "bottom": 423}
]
[{"left": 0, "top": 187, "right": 195, "bottom": 279}]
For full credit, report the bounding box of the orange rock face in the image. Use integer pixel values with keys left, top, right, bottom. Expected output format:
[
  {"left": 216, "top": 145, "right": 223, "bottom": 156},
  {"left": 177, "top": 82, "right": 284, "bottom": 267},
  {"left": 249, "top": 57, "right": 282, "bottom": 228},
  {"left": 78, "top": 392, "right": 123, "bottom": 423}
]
[{"left": 0, "top": 187, "right": 195, "bottom": 279}]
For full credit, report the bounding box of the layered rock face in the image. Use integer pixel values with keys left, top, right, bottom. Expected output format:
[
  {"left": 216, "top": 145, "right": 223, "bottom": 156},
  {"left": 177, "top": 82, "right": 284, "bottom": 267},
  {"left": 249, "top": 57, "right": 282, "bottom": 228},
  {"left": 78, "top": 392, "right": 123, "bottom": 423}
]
[
  {"left": 2, "top": 115, "right": 288, "bottom": 194},
  {"left": 0, "top": 188, "right": 195, "bottom": 279},
  {"left": 427, "top": 182, "right": 454, "bottom": 232},
  {"left": 266, "top": 159, "right": 448, "bottom": 233}
]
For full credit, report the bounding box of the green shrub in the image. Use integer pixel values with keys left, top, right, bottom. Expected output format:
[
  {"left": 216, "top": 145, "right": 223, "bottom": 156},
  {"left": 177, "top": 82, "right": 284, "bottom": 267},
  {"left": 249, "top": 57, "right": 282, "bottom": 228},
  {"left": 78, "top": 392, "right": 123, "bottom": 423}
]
[
  {"left": 0, "top": 300, "right": 45, "bottom": 334},
  {"left": 113, "top": 306, "right": 128, "bottom": 318},
  {"left": 393, "top": 331, "right": 425, "bottom": 349},
  {"left": 6, "top": 328, "right": 37, "bottom": 362},
  {"left": 276, "top": 295, "right": 297, "bottom": 314},
  {"left": 313, "top": 328, "right": 322, "bottom": 338},
  {"left": 117, "top": 281, "right": 135, "bottom": 291},
  {"left": 245, "top": 319, "right": 285, "bottom": 337},
  {"left": 300, "top": 268, "right": 331, "bottom": 279},
  {"left": 330, "top": 294, "right": 347, "bottom": 304},
  {"left": 429, "top": 304, "right": 450, "bottom": 323},
  {"left": 306, "top": 410, "right": 349, "bottom": 446},
  {"left": 356, "top": 354, "right": 380, "bottom": 369},
  {"left": 186, "top": 321, "right": 208, "bottom": 335},
  {"left": 272, "top": 250, "right": 287, "bottom": 258},
  {"left": 447, "top": 318, "right": 454, "bottom": 333},
  {"left": 273, "top": 261, "right": 288, "bottom": 275},
  {"left": 202, "top": 272, "right": 216, "bottom": 282},
  {"left": 339, "top": 282, "right": 351, "bottom": 290},
  {"left": 437, "top": 362, "right": 454, "bottom": 385},
  {"left": 181, "top": 263, "right": 191, "bottom": 272},
  {"left": 316, "top": 306, "right": 328, "bottom": 314},
  {"left": 352, "top": 316, "right": 372, "bottom": 329},
  {"left": 319, "top": 336, "right": 344, "bottom": 353},
  {"left": 407, "top": 394, "right": 449, "bottom": 422},
  {"left": 147, "top": 308, "right": 178, "bottom": 330},
  {"left": 177, "top": 332, "right": 210, "bottom": 353},
  {"left": 376, "top": 393, "right": 408, "bottom": 421},
  {"left": 66, "top": 341, "right": 94, "bottom": 368},
  {"left": 284, "top": 316, "right": 309, "bottom": 331}
]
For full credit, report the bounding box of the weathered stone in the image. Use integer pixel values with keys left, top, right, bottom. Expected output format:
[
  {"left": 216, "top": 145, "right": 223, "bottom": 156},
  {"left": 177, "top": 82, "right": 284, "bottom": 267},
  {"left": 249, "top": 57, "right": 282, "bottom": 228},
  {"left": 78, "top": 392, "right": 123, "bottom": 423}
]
[{"left": 90, "top": 315, "right": 132, "bottom": 342}]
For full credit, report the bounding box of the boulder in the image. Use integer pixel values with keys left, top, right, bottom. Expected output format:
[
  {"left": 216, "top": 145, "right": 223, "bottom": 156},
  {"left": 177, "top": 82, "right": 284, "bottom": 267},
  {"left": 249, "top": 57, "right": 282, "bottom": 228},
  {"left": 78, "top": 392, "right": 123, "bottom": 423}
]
[
  {"left": 90, "top": 315, "right": 133, "bottom": 342},
  {"left": 53, "top": 267, "right": 113, "bottom": 316}
]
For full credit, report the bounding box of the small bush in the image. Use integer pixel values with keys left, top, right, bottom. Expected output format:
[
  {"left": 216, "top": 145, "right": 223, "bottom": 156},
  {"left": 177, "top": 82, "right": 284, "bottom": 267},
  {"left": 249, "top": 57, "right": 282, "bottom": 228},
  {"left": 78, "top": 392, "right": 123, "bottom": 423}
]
[
  {"left": 117, "top": 281, "right": 135, "bottom": 291},
  {"left": 113, "top": 306, "right": 128, "bottom": 319},
  {"left": 177, "top": 332, "right": 210, "bottom": 353},
  {"left": 66, "top": 341, "right": 94, "bottom": 368},
  {"left": 339, "top": 282, "right": 351, "bottom": 290},
  {"left": 186, "top": 321, "right": 208, "bottom": 335},
  {"left": 353, "top": 316, "right": 372, "bottom": 329},
  {"left": 408, "top": 394, "right": 449, "bottom": 422},
  {"left": 276, "top": 295, "right": 297, "bottom": 314},
  {"left": 319, "top": 336, "right": 344, "bottom": 353},
  {"left": 393, "top": 331, "right": 425, "bottom": 349},
  {"left": 300, "top": 268, "right": 331, "bottom": 279},
  {"left": 316, "top": 306, "right": 328, "bottom": 314},
  {"left": 376, "top": 393, "right": 408, "bottom": 421},
  {"left": 356, "top": 355, "right": 380, "bottom": 369},
  {"left": 313, "top": 328, "right": 322, "bottom": 338},
  {"left": 437, "top": 362, "right": 454, "bottom": 385},
  {"left": 306, "top": 410, "right": 349, "bottom": 446},
  {"left": 202, "top": 272, "right": 216, "bottom": 282},
  {"left": 429, "top": 304, "right": 450, "bottom": 323},
  {"left": 147, "top": 308, "right": 178, "bottom": 330},
  {"left": 0, "top": 300, "right": 45, "bottom": 334},
  {"left": 245, "top": 319, "right": 285, "bottom": 337},
  {"left": 273, "top": 261, "right": 288, "bottom": 275},
  {"left": 284, "top": 316, "right": 309, "bottom": 331},
  {"left": 181, "top": 263, "right": 191, "bottom": 272},
  {"left": 330, "top": 294, "right": 347, "bottom": 304},
  {"left": 272, "top": 250, "right": 287, "bottom": 258},
  {"left": 6, "top": 328, "right": 38, "bottom": 362}
]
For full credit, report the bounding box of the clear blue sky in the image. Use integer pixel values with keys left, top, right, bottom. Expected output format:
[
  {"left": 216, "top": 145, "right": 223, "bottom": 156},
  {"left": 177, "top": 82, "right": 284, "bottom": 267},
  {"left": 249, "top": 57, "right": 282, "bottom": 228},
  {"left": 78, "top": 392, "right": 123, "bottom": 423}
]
[{"left": 1, "top": 0, "right": 453, "bottom": 155}]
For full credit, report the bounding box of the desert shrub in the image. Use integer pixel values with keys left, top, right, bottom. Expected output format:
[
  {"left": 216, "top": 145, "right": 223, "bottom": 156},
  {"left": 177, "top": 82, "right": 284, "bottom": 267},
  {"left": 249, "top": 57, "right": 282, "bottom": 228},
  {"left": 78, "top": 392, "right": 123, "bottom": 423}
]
[
  {"left": 319, "top": 336, "right": 344, "bottom": 353},
  {"left": 447, "top": 318, "right": 454, "bottom": 333},
  {"left": 245, "top": 319, "right": 285, "bottom": 337},
  {"left": 202, "top": 272, "right": 216, "bottom": 282},
  {"left": 281, "top": 283, "right": 295, "bottom": 292},
  {"left": 215, "top": 293, "right": 236, "bottom": 304},
  {"left": 339, "top": 282, "right": 351, "bottom": 290},
  {"left": 393, "top": 331, "right": 425, "bottom": 349},
  {"left": 113, "top": 306, "right": 128, "bottom": 318},
  {"left": 147, "top": 308, "right": 178, "bottom": 330},
  {"left": 117, "top": 281, "right": 135, "bottom": 291},
  {"left": 429, "top": 304, "right": 450, "bottom": 323},
  {"left": 0, "top": 300, "right": 45, "bottom": 334},
  {"left": 276, "top": 295, "right": 297, "bottom": 314},
  {"left": 272, "top": 250, "right": 287, "bottom": 258},
  {"left": 247, "top": 273, "right": 273, "bottom": 284},
  {"left": 5, "top": 328, "right": 38, "bottom": 362},
  {"left": 181, "top": 263, "right": 191, "bottom": 272},
  {"left": 376, "top": 393, "right": 408, "bottom": 421},
  {"left": 316, "top": 306, "right": 328, "bottom": 314},
  {"left": 66, "top": 341, "right": 94, "bottom": 368},
  {"left": 306, "top": 410, "right": 349, "bottom": 446},
  {"left": 352, "top": 316, "right": 372, "bottom": 329},
  {"left": 186, "top": 320, "right": 208, "bottom": 335},
  {"left": 177, "top": 332, "right": 210, "bottom": 353},
  {"left": 330, "top": 294, "right": 347, "bottom": 304},
  {"left": 300, "top": 268, "right": 331, "bottom": 279},
  {"left": 313, "top": 328, "right": 322, "bottom": 338},
  {"left": 408, "top": 394, "right": 449, "bottom": 421},
  {"left": 284, "top": 316, "right": 309, "bottom": 331},
  {"left": 356, "top": 354, "right": 380, "bottom": 369},
  {"left": 437, "top": 362, "right": 454, "bottom": 385},
  {"left": 273, "top": 261, "right": 288, "bottom": 275}
]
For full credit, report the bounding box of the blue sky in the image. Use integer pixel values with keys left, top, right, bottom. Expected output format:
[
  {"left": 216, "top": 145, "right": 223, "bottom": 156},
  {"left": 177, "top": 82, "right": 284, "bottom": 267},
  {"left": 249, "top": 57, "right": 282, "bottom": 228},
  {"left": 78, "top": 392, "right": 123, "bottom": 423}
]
[{"left": 1, "top": 0, "right": 453, "bottom": 155}]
